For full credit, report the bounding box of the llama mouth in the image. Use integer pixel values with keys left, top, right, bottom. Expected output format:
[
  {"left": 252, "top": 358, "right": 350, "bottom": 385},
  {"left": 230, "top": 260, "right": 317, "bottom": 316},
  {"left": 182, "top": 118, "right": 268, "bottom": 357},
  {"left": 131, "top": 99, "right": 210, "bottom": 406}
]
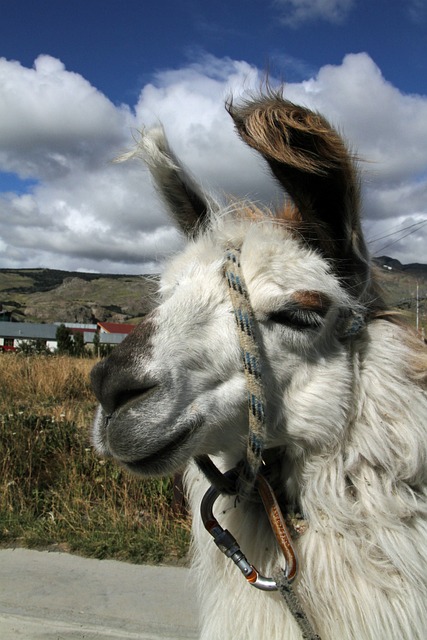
[
  {"left": 122, "top": 414, "right": 204, "bottom": 475},
  {"left": 123, "top": 426, "right": 194, "bottom": 475}
]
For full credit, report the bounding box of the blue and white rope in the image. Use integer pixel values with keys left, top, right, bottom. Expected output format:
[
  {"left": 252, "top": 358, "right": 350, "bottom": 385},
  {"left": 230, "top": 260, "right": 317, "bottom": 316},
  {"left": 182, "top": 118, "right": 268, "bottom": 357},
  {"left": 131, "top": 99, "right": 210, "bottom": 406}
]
[{"left": 224, "top": 246, "right": 267, "bottom": 498}]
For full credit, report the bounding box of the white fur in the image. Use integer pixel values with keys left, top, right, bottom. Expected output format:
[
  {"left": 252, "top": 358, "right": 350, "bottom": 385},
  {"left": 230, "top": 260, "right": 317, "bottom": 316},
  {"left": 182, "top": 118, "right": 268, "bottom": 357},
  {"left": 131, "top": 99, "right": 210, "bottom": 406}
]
[
  {"left": 180, "top": 227, "right": 427, "bottom": 640},
  {"left": 92, "top": 107, "right": 427, "bottom": 640}
]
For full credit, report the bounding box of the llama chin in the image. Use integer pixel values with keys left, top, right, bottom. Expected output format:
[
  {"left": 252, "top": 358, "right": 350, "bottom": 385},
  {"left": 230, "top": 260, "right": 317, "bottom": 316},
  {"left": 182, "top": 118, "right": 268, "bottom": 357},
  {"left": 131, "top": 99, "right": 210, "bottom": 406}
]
[{"left": 91, "top": 90, "right": 427, "bottom": 640}]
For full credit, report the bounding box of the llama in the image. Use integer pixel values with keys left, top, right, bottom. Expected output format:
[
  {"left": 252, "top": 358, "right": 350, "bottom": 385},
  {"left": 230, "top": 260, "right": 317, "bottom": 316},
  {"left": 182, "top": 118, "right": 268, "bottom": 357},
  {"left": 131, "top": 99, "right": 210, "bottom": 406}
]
[{"left": 91, "top": 91, "right": 427, "bottom": 639}]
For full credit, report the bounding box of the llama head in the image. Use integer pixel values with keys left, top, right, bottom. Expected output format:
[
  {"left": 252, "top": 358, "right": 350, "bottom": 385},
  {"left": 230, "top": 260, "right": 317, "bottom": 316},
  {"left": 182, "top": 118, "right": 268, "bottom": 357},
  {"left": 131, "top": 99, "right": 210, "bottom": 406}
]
[{"left": 91, "top": 91, "right": 378, "bottom": 478}]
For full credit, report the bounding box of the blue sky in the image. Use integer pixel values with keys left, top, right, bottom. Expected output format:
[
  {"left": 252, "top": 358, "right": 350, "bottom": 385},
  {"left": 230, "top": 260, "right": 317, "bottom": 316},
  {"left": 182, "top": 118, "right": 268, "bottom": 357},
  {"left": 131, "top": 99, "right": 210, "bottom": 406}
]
[
  {"left": 0, "top": 0, "right": 426, "bottom": 272},
  {"left": 2, "top": 0, "right": 426, "bottom": 99}
]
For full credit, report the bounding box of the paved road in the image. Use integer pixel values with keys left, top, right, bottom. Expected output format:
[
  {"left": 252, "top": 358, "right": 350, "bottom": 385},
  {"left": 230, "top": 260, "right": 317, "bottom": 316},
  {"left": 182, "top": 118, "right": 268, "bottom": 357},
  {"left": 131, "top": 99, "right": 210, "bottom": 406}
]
[{"left": 0, "top": 548, "right": 199, "bottom": 639}]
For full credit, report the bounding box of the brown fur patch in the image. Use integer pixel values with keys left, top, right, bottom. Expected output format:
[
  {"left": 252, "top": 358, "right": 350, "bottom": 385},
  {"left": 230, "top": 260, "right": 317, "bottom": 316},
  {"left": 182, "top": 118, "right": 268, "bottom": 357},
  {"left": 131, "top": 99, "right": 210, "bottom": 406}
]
[
  {"left": 231, "top": 198, "right": 307, "bottom": 235},
  {"left": 276, "top": 201, "right": 302, "bottom": 224},
  {"left": 290, "top": 290, "right": 332, "bottom": 315},
  {"left": 232, "top": 200, "right": 269, "bottom": 222}
]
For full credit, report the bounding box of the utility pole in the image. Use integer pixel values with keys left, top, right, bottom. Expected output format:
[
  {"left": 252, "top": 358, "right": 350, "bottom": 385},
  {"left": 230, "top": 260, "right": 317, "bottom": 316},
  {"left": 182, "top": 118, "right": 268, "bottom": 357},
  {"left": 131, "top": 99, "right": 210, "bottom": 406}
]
[{"left": 416, "top": 280, "right": 420, "bottom": 333}]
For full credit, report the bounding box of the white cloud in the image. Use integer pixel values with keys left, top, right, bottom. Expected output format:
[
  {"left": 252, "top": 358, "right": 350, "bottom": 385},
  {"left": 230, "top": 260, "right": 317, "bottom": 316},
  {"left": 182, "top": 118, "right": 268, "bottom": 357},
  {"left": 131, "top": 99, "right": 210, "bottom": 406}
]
[
  {"left": 0, "top": 52, "right": 426, "bottom": 273},
  {"left": 0, "top": 55, "right": 131, "bottom": 180},
  {"left": 296, "top": 54, "right": 427, "bottom": 184},
  {"left": 134, "top": 56, "right": 278, "bottom": 199},
  {"left": 274, "top": 0, "right": 355, "bottom": 26},
  {"left": 408, "top": 0, "right": 427, "bottom": 22},
  {"left": 282, "top": 53, "right": 427, "bottom": 262}
]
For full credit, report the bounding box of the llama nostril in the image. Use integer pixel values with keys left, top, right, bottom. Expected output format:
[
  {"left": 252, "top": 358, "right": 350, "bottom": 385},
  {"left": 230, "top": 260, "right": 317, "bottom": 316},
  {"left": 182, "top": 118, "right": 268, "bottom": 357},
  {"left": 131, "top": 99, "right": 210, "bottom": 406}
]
[
  {"left": 90, "top": 360, "right": 157, "bottom": 415},
  {"left": 112, "top": 384, "right": 158, "bottom": 413}
]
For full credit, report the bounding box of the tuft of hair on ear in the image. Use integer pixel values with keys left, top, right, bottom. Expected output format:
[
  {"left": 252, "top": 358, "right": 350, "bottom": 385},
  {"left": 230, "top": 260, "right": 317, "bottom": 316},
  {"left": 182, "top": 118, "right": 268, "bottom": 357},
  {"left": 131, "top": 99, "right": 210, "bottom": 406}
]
[
  {"left": 114, "top": 126, "right": 179, "bottom": 171},
  {"left": 115, "top": 126, "right": 218, "bottom": 237},
  {"left": 226, "top": 87, "right": 354, "bottom": 178},
  {"left": 226, "top": 87, "right": 372, "bottom": 303}
]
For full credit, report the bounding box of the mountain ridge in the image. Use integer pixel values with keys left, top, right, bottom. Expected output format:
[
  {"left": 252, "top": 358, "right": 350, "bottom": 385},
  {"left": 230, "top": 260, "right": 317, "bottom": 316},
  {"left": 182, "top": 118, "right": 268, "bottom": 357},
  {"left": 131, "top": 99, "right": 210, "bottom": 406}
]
[
  {"left": 0, "top": 268, "right": 159, "bottom": 324},
  {"left": 0, "top": 258, "right": 426, "bottom": 327}
]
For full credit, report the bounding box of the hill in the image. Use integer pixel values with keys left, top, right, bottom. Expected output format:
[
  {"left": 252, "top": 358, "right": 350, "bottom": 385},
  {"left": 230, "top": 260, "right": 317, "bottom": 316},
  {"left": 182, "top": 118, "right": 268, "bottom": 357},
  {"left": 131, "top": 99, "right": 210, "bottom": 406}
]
[
  {"left": 0, "top": 268, "right": 158, "bottom": 324},
  {"left": 0, "top": 258, "right": 426, "bottom": 328},
  {"left": 372, "top": 257, "right": 426, "bottom": 328}
]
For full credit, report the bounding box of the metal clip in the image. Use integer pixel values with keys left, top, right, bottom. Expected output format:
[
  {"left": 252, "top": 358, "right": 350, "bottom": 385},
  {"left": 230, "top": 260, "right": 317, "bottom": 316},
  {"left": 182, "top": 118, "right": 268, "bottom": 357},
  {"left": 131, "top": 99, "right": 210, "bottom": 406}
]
[{"left": 200, "top": 468, "right": 297, "bottom": 591}]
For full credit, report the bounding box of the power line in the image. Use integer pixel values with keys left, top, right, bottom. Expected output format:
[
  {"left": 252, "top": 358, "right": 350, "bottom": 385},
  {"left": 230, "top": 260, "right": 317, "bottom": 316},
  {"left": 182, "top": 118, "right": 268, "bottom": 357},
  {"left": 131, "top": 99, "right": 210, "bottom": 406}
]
[
  {"left": 368, "top": 218, "right": 427, "bottom": 254},
  {"left": 374, "top": 219, "right": 427, "bottom": 254},
  {"left": 368, "top": 219, "right": 427, "bottom": 244}
]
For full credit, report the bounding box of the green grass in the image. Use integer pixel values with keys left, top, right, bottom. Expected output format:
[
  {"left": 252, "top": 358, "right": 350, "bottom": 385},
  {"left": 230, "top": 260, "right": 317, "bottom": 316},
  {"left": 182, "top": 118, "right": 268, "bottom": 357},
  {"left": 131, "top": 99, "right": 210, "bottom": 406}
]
[{"left": 0, "top": 355, "right": 191, "bottom": 564}]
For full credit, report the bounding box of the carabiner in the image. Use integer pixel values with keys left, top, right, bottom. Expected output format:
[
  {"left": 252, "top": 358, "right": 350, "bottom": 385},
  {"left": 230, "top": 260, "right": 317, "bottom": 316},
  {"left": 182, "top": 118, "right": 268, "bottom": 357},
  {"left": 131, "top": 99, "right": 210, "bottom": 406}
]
[{"left": 200, "top": 468, "right": 297, "bottom": 591}]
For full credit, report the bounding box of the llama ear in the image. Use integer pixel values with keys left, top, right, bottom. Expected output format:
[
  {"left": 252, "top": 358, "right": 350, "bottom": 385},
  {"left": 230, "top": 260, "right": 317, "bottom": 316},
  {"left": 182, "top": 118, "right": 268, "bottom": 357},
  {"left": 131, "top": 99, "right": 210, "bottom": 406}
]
[
  {"left": 121, "top": 127, "right": 217, "bottom": 236},
  {"left": 227, "top": 93, "right": 370, "bottom": 297}
]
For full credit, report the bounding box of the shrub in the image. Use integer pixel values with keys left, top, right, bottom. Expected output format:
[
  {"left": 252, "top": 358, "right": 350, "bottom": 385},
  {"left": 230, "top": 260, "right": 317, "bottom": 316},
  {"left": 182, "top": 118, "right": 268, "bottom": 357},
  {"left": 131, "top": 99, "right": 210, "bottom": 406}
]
[
  {"left": 0, "top": 355, "right": 190, "bottom": 563},
  {"left": 56, "top": 324, "right": 74, "bottom": 355},
  {"left": 16, "top": 339, "right": 51, "bottom": 356}
]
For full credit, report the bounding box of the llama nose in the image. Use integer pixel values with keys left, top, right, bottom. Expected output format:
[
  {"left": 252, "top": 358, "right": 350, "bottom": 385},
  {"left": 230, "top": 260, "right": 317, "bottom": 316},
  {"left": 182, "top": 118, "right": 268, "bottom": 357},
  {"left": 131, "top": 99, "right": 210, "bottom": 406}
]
[
  {"left": 90, "top": 359, "right": 119, "bottom": 415},
  {"left": 90, "top": 357, "right": 151, "bottom": 416},
  {"left": 91, "top": 359, "right": 114, "bottom": 413},
  {"left": 91, "top": 315, "right": 156, "bottom": 415}
]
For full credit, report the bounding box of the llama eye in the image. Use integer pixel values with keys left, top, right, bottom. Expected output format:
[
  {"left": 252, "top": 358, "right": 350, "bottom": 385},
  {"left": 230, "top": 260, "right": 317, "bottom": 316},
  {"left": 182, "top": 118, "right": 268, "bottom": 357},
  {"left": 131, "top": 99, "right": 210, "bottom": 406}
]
[{"left": 268, "top": 308, "right": 324, "bottom": 330}]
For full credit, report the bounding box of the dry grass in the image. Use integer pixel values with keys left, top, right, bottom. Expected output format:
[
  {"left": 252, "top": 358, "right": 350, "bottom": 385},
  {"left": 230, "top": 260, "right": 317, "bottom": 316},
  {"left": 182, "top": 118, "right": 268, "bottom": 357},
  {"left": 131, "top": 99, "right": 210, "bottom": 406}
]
[
  {"left": 0, "top": 354, "right": 94, "bottom": 419},
  {"left": 0, "top": 354, "right": 190, "bottom": 563}
]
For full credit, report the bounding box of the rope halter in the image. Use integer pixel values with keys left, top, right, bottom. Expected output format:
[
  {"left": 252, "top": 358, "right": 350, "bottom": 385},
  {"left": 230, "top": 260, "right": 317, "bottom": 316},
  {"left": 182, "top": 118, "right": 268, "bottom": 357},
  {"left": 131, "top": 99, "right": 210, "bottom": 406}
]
[
  {"left": 195, "top": 245, "right": 321, "bottom": 640},
  {"left": 223, "top": 246, "right": 268, "bottom": 498}
]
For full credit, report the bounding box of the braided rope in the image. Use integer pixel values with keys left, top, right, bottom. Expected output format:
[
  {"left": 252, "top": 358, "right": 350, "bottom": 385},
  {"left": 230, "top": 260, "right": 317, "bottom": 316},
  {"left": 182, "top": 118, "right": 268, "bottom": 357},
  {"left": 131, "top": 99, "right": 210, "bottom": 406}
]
[
  {"left": 224, "top": 246, "right": 267, "bottom": 498},
  {"left": 223, "top": 246, "right": 321, "bottom": 640},
  {"left": 273, "top": 571, "right": 321, "bottom": 640}
]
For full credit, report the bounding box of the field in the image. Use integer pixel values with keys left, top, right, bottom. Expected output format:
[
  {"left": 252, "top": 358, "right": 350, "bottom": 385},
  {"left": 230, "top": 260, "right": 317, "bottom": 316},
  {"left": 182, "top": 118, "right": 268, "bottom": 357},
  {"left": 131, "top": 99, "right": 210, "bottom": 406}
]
[{"left": 0, "top": 354, "right": 190, "bottom": 563}]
